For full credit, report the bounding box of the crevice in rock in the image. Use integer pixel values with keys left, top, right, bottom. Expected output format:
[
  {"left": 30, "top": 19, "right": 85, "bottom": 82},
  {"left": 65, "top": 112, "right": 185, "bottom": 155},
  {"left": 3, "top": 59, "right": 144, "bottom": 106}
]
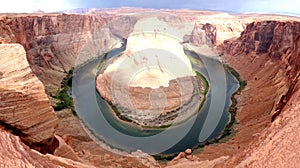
[
  {"left": 0, "top": 119, "right": 28, "bottom": 137},
  {"left": 0, "top": 119, "right": 59, "bottom": 154},
  {"left": 272, "top": 73, "right": 300, "bottom": 122}
]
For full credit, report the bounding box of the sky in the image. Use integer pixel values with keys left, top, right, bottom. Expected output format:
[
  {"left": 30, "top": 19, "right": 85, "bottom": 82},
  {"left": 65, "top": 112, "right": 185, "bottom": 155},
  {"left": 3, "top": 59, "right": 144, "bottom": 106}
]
[{"left": 0, "top": 0, "right": 299, "bottom": 16}]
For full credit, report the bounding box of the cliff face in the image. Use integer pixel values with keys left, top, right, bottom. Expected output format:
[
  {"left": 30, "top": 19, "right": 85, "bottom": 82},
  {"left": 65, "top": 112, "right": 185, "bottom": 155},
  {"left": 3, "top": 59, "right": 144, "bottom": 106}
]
[
  {"left": 216, "top": 20, "right": 300, "bottom": 167},
  {"left": 222, "top": 20, "right": 300, "bottom": 121},
  {"left": 0, "top": 14, "right": 138, "bottom": 94},
  {"left": 97, "top": 75, "right": 196, "bottom": 113},
  {"left": 97, "top": 74, "right": 202, "bottom": 126},
  {"left": 0, "top": 44, "right": 58, "bottom": 151}
]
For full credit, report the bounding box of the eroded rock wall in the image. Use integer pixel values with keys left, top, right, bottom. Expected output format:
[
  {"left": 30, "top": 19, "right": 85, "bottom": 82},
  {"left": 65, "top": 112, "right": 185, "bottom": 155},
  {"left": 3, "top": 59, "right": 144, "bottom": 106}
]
[
  {"left": 0, "top": 44, "right": 58, "bottom": 151},
  {"left": 212, "top": 20, "right": 300, "bottom": 167},
  {"left": 222, "top": 20, "right": 300, "bottom": 120}
]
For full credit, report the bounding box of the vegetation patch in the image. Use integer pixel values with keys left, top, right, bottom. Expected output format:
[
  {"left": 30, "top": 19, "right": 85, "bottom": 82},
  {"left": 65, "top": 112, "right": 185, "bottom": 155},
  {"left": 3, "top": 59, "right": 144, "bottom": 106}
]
[
  {"left": 194, "top": 70, "right": 209, "bottom": 95},
  {"left": 52, "top": 68, "right": 76, "bottom": 115},
  {"left": 224, "top": 64, "right": 247, "bottom": 91},
  {"left": 152, "top": 153, "right": 178, "bottom": 163}
]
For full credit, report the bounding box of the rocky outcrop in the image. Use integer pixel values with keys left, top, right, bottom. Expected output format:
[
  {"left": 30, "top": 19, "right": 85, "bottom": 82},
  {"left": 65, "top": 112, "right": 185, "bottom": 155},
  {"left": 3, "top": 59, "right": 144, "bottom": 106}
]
[
  {"left": 217, "top": 20, "right": 300, "bottom": 167},
  {"left": 234, "top": 80, "right": 300, "bottom": 168},
  {"left": 130, "top": 150, "right": 161, "bottom": 168},
  {"left": 188, "top": 23, "right": 216, "bottom": 47},
  {"left": 95, "top": 27, "right": 206, "bottom": 127},
  {"left": 107, "top": 15, "right": 138, "bottom": 39},
  {"left": 53, "top": 134, "right": 82, "bottom": 162},
  {"left": 0, "top": 129, "right": 95, "bottom": 168},
  {"left": 166, "top": 156, "right": 229, "bottom": 168},
  {"left": 97, "top": 75, "right": 196, "bottom": 113},
  {"left": 0, "top": 44, "right": 58, "bottom": 152},
  {"left": 0, "top": 43, "right": 101, "bottom": 168}
]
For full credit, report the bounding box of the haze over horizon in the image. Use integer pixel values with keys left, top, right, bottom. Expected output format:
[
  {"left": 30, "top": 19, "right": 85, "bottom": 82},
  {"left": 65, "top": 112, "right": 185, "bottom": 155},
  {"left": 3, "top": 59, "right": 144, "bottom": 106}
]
[{"left": 0, "top": 0, "right": 299, "bottom": 16}]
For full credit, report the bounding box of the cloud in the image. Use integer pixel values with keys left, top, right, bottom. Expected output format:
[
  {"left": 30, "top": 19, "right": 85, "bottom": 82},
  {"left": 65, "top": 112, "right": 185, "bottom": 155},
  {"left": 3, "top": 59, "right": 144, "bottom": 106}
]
[
  {"left": 34, "top": 0, "right": 76, "bottom": 12},
  {"left": 0, "top": 0, "right": 34, "bottom": 13},
  {"left": 0, "top": 0, "right": 76, "bottom": 13},
  {"left": 239, "top": 0, "right": 300, "bottom": 14}
]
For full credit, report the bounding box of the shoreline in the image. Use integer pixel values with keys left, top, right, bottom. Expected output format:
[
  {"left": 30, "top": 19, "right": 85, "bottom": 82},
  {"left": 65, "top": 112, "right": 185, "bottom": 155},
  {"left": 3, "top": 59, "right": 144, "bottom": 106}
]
[{"left": 190, "top": 64, "right": 246, "bottom": 153}]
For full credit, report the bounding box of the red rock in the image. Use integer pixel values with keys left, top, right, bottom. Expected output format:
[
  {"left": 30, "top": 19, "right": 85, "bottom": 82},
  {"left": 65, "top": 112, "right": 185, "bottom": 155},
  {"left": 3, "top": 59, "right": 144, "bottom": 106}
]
[
  {"left": 0, "top": 44, "right": 58, "bottom": 151},
  {"left": 0, "top": 129, "right": 95, "bottom": 168},
  {"left": 185, "top": 148, "right": 192, "bottom": 155}
]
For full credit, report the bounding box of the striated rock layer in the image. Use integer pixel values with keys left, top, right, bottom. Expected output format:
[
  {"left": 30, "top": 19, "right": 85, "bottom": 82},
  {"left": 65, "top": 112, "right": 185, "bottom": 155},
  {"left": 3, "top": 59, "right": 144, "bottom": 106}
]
[
  {"left": 0, "top": 128, "right": 95, "bottom": 168},
  {"left": 215, "top": 20, "right": 300, "bottom": 168},
  {"left": 0, "top": 44, "right": 58, "bottom": 152},
  {"left": 0, "top": 43, "right": 149, "bottom": 168}
]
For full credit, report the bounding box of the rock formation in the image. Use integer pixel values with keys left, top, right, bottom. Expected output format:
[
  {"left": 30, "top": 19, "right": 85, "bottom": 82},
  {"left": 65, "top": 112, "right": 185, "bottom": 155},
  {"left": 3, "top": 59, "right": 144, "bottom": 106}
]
[
  {"left": 0, "top": 44, "right": 58, "bottom": 152},
  {"left": 0, "top": 128, "right": 95, "bottom": 168}
]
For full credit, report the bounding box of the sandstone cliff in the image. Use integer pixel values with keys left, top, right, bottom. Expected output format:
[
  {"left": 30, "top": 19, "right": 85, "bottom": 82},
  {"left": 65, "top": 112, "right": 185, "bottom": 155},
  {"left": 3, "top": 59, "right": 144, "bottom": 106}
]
[
  {"left": 215, "top": 20, "right": 300, "bottom": 167},
  {"left": 222, "top": 20, "right": 300, "bottom": 120},
  {"left": 0, "top": 43, "right": 151, "bottom": 168},
  {"left": 0, "top": 44, "right": 58, "bottom": 152}
]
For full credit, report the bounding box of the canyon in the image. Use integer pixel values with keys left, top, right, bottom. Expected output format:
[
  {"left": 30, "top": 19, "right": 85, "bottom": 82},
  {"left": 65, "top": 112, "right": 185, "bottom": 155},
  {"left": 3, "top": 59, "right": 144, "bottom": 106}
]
[{"left": 0, "top": 8, "right": 300, "bottom": 167}]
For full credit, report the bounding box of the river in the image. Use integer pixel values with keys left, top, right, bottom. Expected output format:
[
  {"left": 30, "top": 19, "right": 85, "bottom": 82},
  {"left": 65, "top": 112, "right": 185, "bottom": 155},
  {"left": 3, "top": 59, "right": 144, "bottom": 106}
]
[{"left": 72, "top": 44, "right": 239, "bottom": 155}]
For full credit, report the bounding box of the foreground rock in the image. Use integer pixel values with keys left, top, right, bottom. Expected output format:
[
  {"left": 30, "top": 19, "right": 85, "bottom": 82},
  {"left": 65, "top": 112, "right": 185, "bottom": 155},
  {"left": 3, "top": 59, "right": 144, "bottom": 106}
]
[
  {"left": 0, "top": 128, "right": 95, "bottom": 168},
  {"left": 0, "top": 44, "right": 58, "bottom": 152}
]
